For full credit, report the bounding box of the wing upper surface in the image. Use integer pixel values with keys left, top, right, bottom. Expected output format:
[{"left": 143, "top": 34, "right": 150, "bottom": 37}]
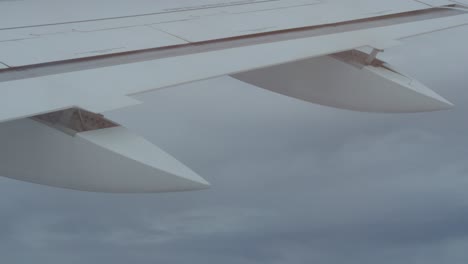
[
  {"left": 0, "top": 25, "right": 187, "bottom": 67},
  {"left": 0, "top": 0, "right": 285, "bottom": 29},
  {"left": 0, "top": 0, "right": 457, "bottom": 67},
  {"left": 1, "top": 13, "right": 468, "bottom": 123},
  {"left": 1, "top": 0, "right": 449, "bottom": 30}
]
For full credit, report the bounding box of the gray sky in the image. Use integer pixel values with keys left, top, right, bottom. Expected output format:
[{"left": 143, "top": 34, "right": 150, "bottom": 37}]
[{"left": 0, "top": 24, "right": 467, "bottom": 264}]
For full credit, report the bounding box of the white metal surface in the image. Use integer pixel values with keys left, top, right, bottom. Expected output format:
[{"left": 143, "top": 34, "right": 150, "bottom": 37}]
[
  {"left": 0, "top": 0, "right": 456, "bottom": 66},
  {"left": 233, "top": 56, "right": 452, "bottom": 112},
  {"left": 1, "top": 14, "right": 467, "bottom": 123},
  {"left": 0, "top": 119, "right": 209, "bottom": 193},
  {"left": 454, "top": 0, "right": 468, "bottom": 5},
  {"left": 153, "top": 0, "right": 450, "bottom": 42},
  {"left": 0, "top": 25, "right": 187, "bottom": 67},
  {"left": 418, "top": 0, "right": 455, "bottom": 6},
  {"left": 0, "top": 0, "right": 281, "bottom": 29},
  {"left": 0, "top": 0, "right": 442, "bottom": 30}
]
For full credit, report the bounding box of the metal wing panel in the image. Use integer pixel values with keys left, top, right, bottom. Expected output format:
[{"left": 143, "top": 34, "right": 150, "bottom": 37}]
[
  {"left": 0, "top": 28, "right": 391, "bottom": 123},
  {"left": 152, "top": 0, "right": 445, "bottom": 42},
  {"left": 454, "top": 0, "right": 468, "bottom": 5},
  {"left": 1, "top": 14, "right": 468, "bottom": 122},
  {"left": 0, "top": 0, "right": 456, "bottom": 67},
  {"left": 0, "top": 25, "right": 187, "bottom": 67},
  {"left": 0, "top": 0, "right": 276, "bottom": 29},
  {"left": 418, "top": 0, "right": 456, "bottom": 5},
  {"left": 0, "top": 0, "right": 450, "bottom": 30}
]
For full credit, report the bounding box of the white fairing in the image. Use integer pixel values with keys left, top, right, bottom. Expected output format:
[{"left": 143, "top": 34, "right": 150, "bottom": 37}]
[
  {"left": 0, "top": 119, "right": 209, "bottom": 193},
  {"left": 233, "top": 56, "right": 453, "bottom": 113}
]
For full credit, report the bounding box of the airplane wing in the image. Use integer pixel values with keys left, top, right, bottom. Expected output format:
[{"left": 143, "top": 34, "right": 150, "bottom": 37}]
[{"left": 0, "top": 0, "right": 467, "bottom": 193}]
